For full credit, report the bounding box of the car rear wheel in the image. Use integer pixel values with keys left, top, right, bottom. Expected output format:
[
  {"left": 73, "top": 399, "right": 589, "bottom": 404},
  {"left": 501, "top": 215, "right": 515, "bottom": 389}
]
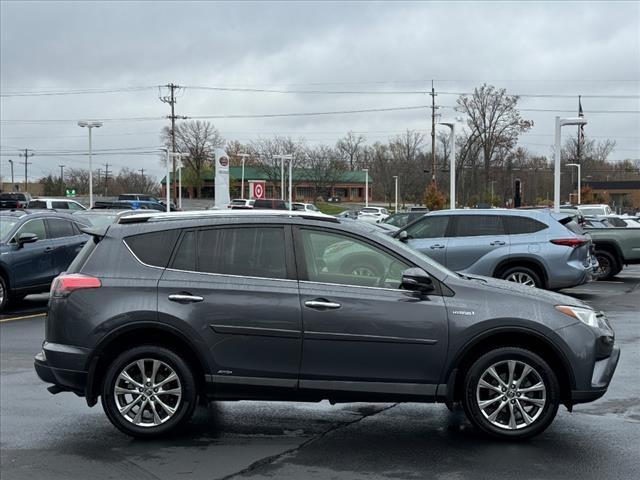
[
  {"left": 462, "top": 347, "right": 560, "bottom": 440},
  {"left": 101, "top": 345, "right": 197, "bottom": 438},
  {"left": 500, "top": 266, "right": 542, "bottom": 288},
  {"left": 594, "top": 251, "right": 619, "bottom": 280}
]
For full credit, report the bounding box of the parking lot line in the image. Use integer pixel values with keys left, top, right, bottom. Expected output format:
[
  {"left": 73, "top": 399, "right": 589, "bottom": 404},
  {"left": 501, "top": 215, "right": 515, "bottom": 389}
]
[{"left": 0, "top": 313, "right": 46, "bottom": 324}]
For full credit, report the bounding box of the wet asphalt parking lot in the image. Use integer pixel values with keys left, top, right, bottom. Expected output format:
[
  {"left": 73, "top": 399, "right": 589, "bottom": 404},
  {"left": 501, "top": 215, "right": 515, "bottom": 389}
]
[{"left": 1, "top": 267, "right": 639, "bottom": 480}]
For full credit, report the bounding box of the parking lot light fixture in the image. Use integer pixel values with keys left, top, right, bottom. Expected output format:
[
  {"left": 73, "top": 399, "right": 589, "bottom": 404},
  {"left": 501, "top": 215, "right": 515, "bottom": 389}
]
[
  {"left": 363, "top": 168, "right": 369, "bottom": 207},
  {"left": 393, "top": 176, "right": 398, "bottom": 213},
  {"left": 237, "top": 153, "right": 251, "bottom": 199},
  {"left": 77, "top": 121, "right": 103, "bottom": 208},
  {"left": 566, "top": 163, "right": 582, "bottom": 205},
  {"left": 438, "top": 121, "right": 457, "bottom": 210},
  {"left": 554, "top": 117, "right": 587, "bottom": 212}
]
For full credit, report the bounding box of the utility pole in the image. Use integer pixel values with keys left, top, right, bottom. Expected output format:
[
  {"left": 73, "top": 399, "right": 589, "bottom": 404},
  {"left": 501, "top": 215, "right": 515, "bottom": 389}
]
[
  {"left": 138, "top": 168, "right": 145, "bottom": 179},
  {"left": 97, "top": 168, "right": 102, "bottom": 194},
  {"left": 160, "top": 83, "right": 187, "bottom": 201},
  {"left": 429, "top": 80, "right": 439, "bottom": 186},
  {"left": 19, "top": 149, "right": 34, "bottom": 192},
  {"left": 59, "top": 165, "right": 65, "bottom": 196},
  {"left": 103, "top": 163, "right": 110, "bottom": 197}
]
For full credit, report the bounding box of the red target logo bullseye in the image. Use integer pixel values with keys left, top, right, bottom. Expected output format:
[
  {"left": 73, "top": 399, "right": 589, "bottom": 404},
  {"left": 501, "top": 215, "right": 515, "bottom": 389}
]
[{"left": 253, "top": 183, "right": 264, "bottom": 199}]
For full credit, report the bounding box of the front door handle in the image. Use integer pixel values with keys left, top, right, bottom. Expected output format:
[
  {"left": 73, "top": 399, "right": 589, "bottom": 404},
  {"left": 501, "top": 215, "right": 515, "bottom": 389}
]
[
  {"left": 305, "top": 300, "right": 341, "bottom": 310},
  {"left": 429, "top": 244, "right": 445, "bottom": 249},
  {"left": 168, "top": 293, "right": 204, "bottom": 304},
  {"left": 44, "top": 247, "right": 54, "bottom": 253},
  {"left": 490, "top": 240, "right": 506, "bottom": 246}
]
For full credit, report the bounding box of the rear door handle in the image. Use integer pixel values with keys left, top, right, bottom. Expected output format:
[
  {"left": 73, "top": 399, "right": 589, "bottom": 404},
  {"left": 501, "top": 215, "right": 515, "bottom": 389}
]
[
  {"left": 168, "top": 293, "right": 204, "bottom": 303},
  {"left": 305, "top": 300, "right": 341, "bottom": 310},
  {"left": 429, "top": 244, "right": 445, "bottom": 249},
  {"left": 490, "top": 241, "right": 506, "bottom": 246}
]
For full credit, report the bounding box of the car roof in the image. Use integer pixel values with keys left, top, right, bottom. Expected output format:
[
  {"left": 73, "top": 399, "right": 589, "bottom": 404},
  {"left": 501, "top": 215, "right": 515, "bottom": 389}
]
[
  {"left": 0, "top": 209, "right": 78, "bottom": 220},
  {"left": 33, "top": 197, "right": 81, "bottom": 201}
]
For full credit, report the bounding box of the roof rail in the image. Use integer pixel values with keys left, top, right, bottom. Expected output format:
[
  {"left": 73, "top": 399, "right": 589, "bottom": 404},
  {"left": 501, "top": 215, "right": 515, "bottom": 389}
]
[{"left": 118, "top": 209, "right": 339, "bottom": 224}]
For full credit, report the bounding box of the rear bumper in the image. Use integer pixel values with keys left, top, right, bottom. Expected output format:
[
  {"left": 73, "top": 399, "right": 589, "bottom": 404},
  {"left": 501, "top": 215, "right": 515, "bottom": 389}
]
[
  {"left": 34, "top": 342, "right": 90, "bottom": 395},
  {"left": 571, "top": 346, "right": 620, "bottom": 405},
  {"left": 548, "top": 263, "right": 594, "bottom": 289}
]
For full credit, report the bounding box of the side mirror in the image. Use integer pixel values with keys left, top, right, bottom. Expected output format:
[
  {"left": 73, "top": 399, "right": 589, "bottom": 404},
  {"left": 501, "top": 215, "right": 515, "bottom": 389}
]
[
  {"left": 401, "top": 267, "right": 435, "bottom": 293},
  {"left": 396, "top": 230, "right": 409, "bottom": 242},
  {"left": 17, "top": 232, "right": 38, "bottom": 248}
]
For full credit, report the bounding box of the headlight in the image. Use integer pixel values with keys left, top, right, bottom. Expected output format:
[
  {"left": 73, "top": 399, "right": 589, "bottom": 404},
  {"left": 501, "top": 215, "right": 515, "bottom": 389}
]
[{"left": 555, "top": 305, "right": 598, "bottom": 328}]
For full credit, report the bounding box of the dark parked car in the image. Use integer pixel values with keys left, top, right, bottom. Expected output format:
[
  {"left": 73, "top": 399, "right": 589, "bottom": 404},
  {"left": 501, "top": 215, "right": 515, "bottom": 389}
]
[
  {"left": 0, "top": 192, "right": 32, "bottom": 209},
  {"left": 35, "top": 211, "right": 618, "bottom": 439},
  {"left": 0, "top": 210, "right": 88, "bottom": 310},
  {"left": 252, "top": 198, "right": 288, "bottom": 210}
]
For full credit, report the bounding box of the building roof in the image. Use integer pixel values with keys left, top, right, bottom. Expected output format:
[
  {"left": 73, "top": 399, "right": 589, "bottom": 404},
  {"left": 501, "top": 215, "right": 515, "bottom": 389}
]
[
  {"left": 585, "top": 180, "right": 640, "bottom": 190},
  {"left": 161, "top": 166, "right": 370, "bottom": 184}
]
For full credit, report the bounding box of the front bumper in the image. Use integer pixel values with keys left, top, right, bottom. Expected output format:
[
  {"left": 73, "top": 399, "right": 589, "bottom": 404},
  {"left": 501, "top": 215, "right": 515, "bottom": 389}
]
[
  {"left": 572, "top": 346, "right": 621, "bottom": 404},
  {"left": 34, "top": 342, "right": 90, "bottom": 395}
]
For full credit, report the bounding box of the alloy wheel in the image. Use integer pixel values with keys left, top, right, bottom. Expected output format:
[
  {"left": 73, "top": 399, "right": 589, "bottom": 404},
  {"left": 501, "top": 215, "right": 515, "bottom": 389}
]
[
  {"left": 595, "top": 256, "right": 611, "bottom": 279},
  {"left": 0, "top": 281, "right": 4, "bottom": 305},
  {"left": 113, "top": 358, "right": 182, "bottom": 427},
  {"left": 505, "top": 272, "right": 536, "bottom": 287},
  {"left": 475, "top": 359, "right": 547, "bottom": 430}
]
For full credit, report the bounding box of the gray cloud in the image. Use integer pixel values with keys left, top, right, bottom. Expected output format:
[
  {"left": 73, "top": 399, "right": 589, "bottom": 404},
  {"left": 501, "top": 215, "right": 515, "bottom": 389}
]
[{"left": 1, "top": 1, "right": 639, "bottom": 180}]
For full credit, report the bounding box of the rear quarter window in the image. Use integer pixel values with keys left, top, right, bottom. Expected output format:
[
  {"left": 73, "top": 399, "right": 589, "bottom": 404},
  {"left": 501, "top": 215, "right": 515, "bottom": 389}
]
[
  {"left": 504, "top": 216, "right": 548, "bottom": 234},
  {"left": 125, "top": 230, "right": 180, "bottom": 267}
]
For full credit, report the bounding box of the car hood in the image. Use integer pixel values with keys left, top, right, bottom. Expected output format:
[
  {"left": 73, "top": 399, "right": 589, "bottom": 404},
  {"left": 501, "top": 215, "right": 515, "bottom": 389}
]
[{"left": 457, "top": 273, "right": 588, "bottom": 308}]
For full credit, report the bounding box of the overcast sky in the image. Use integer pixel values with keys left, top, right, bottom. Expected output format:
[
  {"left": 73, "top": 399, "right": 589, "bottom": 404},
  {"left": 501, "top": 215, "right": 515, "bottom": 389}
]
[{"left": 1, "top": 0, "right": 639, "bottom": 182}]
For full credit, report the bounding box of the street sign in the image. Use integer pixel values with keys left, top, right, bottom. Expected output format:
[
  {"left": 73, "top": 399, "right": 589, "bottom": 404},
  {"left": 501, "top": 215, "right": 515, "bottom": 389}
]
[{"left": 65, "top": 189, "right": 76, "bottom": 197}]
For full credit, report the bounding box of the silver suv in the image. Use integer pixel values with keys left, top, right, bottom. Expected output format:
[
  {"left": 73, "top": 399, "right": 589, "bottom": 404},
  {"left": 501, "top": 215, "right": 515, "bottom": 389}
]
[{"left": 396, "top": 209, "right": 596, "bottom": 289}]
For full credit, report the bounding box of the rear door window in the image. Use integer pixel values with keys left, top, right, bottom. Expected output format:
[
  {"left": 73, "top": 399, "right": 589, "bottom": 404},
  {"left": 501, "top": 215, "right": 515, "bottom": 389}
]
[
  {"left": 125, "top": 230, "right": 180, "bottom": 267},
  {"left": 197, "top": 227, "right": 287, "bottom": 279},
  {"left": 28, "top": 200, "right": 47, "bottom": 209},
  {"left": 52, "top": 201, "right": 69, "bottom": 209},
  {"left": 452, "top": 215, "right": 505, "bottom": 237},
  {"left": 504, "top": 216, "right": 547, "bottom": 234},
  {"left": 46, "top": 218, "right": 76, "bottom": 238}
]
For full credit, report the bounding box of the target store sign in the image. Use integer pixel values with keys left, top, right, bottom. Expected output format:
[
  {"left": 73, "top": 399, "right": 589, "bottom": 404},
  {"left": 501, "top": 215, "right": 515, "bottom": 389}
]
[{"left": 250, "top": 181, "right": 266, "bottom": 199}]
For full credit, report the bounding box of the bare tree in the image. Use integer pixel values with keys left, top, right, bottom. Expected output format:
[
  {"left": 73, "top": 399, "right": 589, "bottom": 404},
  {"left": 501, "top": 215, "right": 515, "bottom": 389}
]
[
  {"left": 301, "top": 145, "right": 347, "bottom": 199},
  {"left": 389, "top": 130, "right": 428, "bottom": 204},
  {"left": 249, "top": 136, "right": 305, "bottom": 195},
  {"left": 456, "top": 84, "right": 533, "bottom": 187},
  {"left": 162, "top": 120, "right": 224, "bottom": 197},
  {"left": 336, "top": 131, "right": 366, "bottom": 170}
]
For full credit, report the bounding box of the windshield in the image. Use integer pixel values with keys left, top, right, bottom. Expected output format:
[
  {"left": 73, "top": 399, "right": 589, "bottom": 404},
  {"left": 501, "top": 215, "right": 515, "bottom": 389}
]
[
  {"left": 361, "top": 208, "right": 379, "bottom": 214},
  {"left": 0, "top": 217, "right": 20, "bottom": 241},
  {"left": 580, "top": 207, "right": 606, "bottom": 216}
]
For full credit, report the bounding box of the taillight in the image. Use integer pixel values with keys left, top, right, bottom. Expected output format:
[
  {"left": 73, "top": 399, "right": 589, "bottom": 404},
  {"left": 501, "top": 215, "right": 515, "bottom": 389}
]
[
  {"left": 51, "top": 273, "right": 101, "bottom": 297},
  {"left": 550, "top": 238, "right": 588, "bottom": 248}
]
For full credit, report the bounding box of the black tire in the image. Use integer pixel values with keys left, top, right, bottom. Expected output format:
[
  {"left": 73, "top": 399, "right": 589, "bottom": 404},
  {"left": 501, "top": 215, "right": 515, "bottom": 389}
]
[
  {"left": 499, "top": 266, "right": 542, "bottom": 288},
  {"left": 594, "top": 250, "right": 619, "bottom": 280},
  {"left": 101, "top": 345, "right": 197, "bottom": 438},
  {"left": 462, "top": 347, "right": 560, "bottom": 440},
  {"left": 0, "top": 275, "right": 8, "bottom": 312}
]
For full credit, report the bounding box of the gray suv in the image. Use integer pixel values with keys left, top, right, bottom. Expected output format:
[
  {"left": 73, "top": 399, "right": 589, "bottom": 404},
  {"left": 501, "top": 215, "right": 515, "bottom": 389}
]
[
  {"left": 396, "top": 209, "right": 596, "bottom": 289},
  {"left": 34, "top": 211, "right": 618, "bottom": 440}
]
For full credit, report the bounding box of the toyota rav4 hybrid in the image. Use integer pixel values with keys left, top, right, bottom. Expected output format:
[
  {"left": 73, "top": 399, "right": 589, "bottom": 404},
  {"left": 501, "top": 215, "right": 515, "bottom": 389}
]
[{"left": 35, "top": 211, "right": 619, "bottom": 440}]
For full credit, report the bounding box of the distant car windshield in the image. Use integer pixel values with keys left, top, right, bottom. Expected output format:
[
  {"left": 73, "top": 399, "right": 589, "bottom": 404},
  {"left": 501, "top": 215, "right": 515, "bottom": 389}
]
[
  {"left": 0, "top": 217, "right": 20, "bottom": 241},
  {"left": 307, "top": 204, "right": 319, "bottom": 211},
  {"left": 580, "top": 207, "right": 607, "bottom": 216},
  {"left": 361, "top": 208, "right": 379, "bottom": 214}
]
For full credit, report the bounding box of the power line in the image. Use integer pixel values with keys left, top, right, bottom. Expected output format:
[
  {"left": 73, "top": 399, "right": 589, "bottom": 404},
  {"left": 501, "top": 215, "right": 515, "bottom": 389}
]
[{"left": 0, "top": 86, "right": 156, "bottom": 97}]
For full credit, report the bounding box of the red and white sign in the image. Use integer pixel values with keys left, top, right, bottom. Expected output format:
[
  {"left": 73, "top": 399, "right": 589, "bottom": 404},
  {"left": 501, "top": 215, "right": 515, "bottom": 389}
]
[{"left": 250, "top": 181, "right": 266, "bottom": 199}]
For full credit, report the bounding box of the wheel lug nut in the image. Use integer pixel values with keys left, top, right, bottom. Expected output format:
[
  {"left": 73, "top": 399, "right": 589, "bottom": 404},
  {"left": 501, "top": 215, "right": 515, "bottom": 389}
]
[
  {"left": 501, "top": 387, "right": 506, "bottom": 392},
  {"left": 502, "top": 396, "right": 507, "bottom": 401},
  {"left": 511, "top": 400, "right": 516, "bottom": 404}
]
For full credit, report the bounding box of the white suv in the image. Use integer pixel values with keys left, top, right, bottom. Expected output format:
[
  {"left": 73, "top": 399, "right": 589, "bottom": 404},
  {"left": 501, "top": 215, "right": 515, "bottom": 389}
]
[
  {"left": 358, "top": 207, "right": 390, "bottom": 223},
  {"left": 577, "top": 204, "right": 612, "bottom": 216},
  {"left": 28, "top": 198, "right": 87, "bottom": 211}
]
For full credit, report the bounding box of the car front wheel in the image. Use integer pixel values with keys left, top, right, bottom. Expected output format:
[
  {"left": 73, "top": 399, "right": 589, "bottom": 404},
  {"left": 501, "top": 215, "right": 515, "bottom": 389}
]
[
  {"left": 462, "top": 347, "right": 560, "bottom": 439},
  {"left": 101, "top": 345, "right": 197, "bottom": 438}
]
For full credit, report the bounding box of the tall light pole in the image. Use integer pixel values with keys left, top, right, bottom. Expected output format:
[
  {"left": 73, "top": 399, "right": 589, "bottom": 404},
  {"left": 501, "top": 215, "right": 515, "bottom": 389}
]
[
  {"left": 165, "top": 151, "right": 188, "bottom": 211},
  {"left": 566, "top": 163, "right": 581, "bottom": 205},
  {"left": 363, "top": 168, "right": 369, "bottom": 207},
  {"left": 554, "top": 117, "right": 587, "bottom": 212},
  {"left": 78, "top": 121, "right": 102, "bottom": 208},
  {"left": 237, "top": 153, "right": 251, "bottom": 199},
  {"left": 438, "top": 120, "right": 457, "bottom": 209},
  {"left": 8, "top": 159, "right": 14, "bottom": 186},
  {"left": 393, "top": 176, "right": 398, "bottom": 213},
  {"left": 274, "top": 154, "right": 293, "bottom": 202}
]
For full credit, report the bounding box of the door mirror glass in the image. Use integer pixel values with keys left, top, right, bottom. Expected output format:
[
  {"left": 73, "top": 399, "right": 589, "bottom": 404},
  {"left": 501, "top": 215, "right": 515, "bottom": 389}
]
[
  {"left": 401, "top": 268, "right": 435, "bottom": 293},
  {"left": 17, "top": 232, "right": 38, "bottom": 248},
  {"left": 396, "top": 230, "right": 409, "bottom": 242}
]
